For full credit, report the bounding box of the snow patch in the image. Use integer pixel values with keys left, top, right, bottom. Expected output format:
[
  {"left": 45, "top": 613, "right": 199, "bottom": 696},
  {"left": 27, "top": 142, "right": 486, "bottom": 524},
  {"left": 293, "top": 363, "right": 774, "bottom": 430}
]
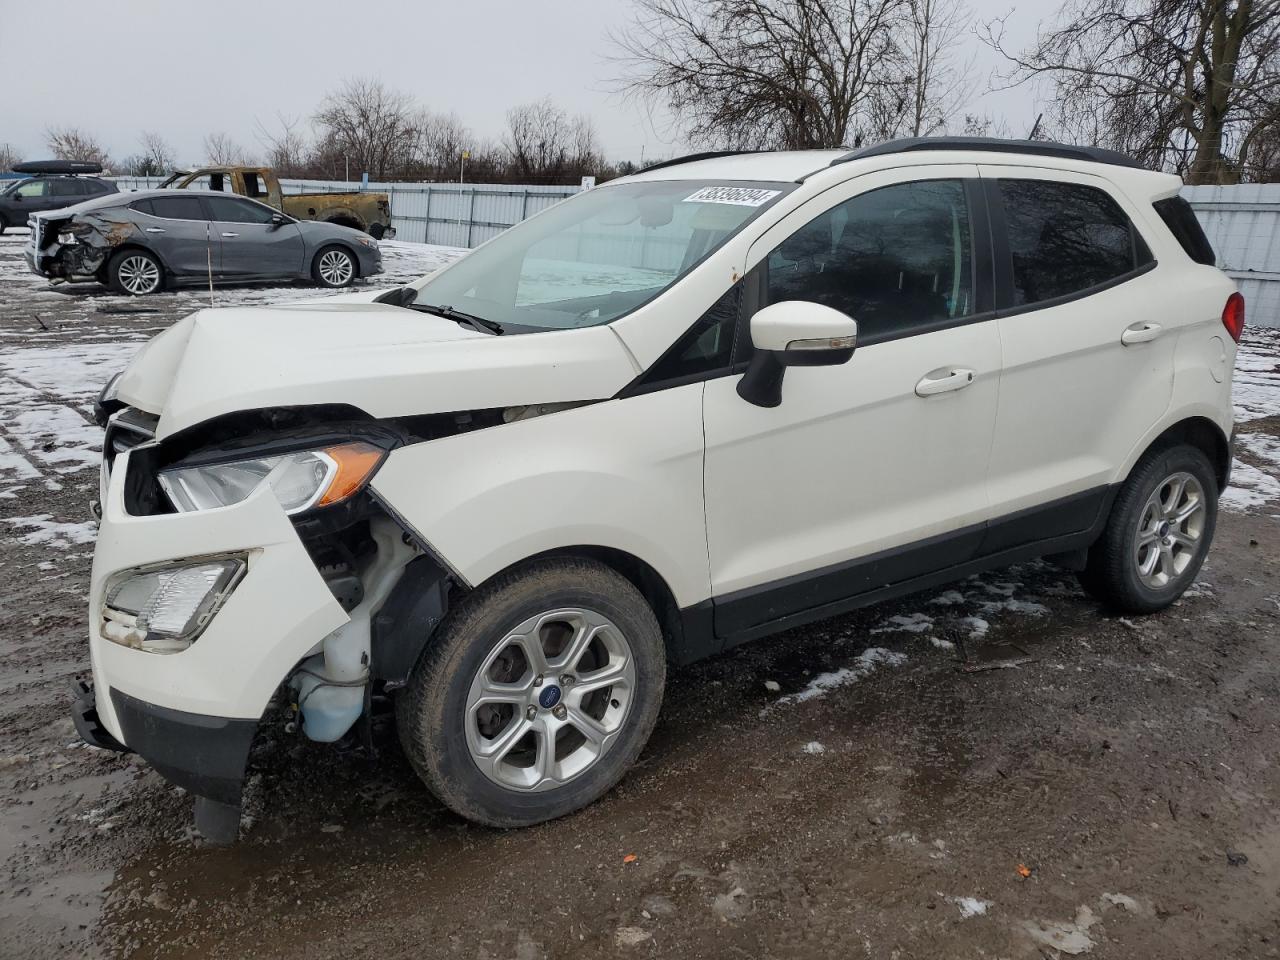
[
  {"left": 871, "top": 612, "right": 934, "bottom": 634},
  {"left": 943, "top": 895, "right": 992, "bottom": 919},
  {"left": 4, "top": 515, "right": 98, "bottom": 549},
  {"left": 801, "top": 741, "right": 826, "bottom": 754},
  {"left": 1221, "top": 459, "right": 1280, "bottom": 512},
  {"left": 762, "top": 648, "right": 907, "bottom": 714}
]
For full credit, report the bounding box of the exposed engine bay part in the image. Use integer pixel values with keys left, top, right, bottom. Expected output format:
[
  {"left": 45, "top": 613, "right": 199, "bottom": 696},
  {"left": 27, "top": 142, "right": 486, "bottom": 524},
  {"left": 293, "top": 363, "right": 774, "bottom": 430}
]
[
  {"left": 289, "top": 517, "right": 416, "bottom": 742},
  {"left": 370, "top": 553, "right": 453, "bottom": 688}
]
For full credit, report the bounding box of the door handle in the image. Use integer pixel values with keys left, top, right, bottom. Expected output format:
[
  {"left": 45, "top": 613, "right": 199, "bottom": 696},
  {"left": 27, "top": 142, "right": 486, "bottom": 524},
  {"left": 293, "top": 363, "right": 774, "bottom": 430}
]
[
  {"left": 915, "top": 368, "right": 976, "bottom": 397},
  {"left": 1121, "top": 322, "right": 1163, "bottom": 345},
  {"left": 221, "top": 232, "right": 239, "bottom": 238},
  {"left": 144, "top": 227, "right": 165, "bottom": 233}
]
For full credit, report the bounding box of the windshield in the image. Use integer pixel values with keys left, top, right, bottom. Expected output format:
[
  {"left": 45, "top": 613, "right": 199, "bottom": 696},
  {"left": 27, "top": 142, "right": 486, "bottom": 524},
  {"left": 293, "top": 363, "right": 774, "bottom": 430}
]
[{"left": 412, "top": 180, "right": 791, "bottom": 331}]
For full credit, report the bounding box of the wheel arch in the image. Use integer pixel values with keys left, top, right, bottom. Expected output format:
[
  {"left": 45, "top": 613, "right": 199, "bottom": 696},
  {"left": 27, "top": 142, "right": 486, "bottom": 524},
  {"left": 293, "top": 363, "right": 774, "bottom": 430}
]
[
  {"left": 323, "top": 212, "right": 366, "bottom": 232},
  {"left": 464, "top": 544, "right": 711, "bottom": 666},
  {"left": 1135, "top": 416, "right": 1231, "bottom": 492},
  {"left": 110, "top": 241, "right": 171, "bottom": 277}
]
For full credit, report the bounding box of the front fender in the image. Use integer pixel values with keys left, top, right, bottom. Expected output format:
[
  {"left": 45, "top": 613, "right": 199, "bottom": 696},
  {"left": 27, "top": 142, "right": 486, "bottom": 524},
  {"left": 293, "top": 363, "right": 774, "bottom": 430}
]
[{"left": 369, "top": 385, "right": 710, "bottom": 608}]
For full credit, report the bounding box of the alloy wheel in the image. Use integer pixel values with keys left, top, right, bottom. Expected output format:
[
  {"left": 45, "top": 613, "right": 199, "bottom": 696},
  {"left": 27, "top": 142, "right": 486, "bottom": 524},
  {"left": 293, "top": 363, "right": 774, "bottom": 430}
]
[
  {"left": 464, "top": 607, "right": 636, "bottom": 792},
  {"left": 1133, "top": 470, "right": 1206, "bottom": 589},
  {"left": 117, "top": 255, "right": 160, "bottom": 294},
  {"left": 318, "top": 249, "right": 354, "bottom": 285}
]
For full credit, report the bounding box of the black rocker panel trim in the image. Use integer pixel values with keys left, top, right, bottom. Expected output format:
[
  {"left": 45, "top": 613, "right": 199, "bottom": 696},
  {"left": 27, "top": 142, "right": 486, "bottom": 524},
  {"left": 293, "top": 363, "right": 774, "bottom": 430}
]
[{"left": 709, "top": 485, "right": 1115, "bottom": 647}]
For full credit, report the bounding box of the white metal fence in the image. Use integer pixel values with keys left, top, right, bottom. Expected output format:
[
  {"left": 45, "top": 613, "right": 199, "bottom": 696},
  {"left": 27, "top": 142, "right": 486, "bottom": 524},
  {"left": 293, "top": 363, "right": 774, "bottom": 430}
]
[
  {"left": 1182, "top": 184, "right": 1280, "bottom": 329},
  {"left": 109, "top": 176, "right": 579, "bottom": 247},
  {"left": 108, "top": 176, "right": 1280, "bottom": 326}
]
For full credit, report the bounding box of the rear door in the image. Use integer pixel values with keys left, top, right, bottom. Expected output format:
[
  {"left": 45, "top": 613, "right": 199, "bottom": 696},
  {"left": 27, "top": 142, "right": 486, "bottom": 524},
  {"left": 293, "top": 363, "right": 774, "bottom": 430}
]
[
  {"left": 47, "top": 177, "right": 85, "bottom": 212},
  {"left": 203, "top": 195, "right": 305, "bottom": 278},
  {"left": 135, "top": 195, "right": 219, "bottom": 277},
  {"left": 702, "top": 166, "right": 1001, "bottom": 640},
  {"left": 979, "top": 166, "right": 1177, "bottom": 539}
]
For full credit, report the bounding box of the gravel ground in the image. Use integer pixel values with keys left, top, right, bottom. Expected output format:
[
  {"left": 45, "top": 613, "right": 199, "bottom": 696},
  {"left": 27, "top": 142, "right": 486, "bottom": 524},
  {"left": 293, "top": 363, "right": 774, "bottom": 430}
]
[{"left": 1, "top": 227, "right": 1278, "bottom": 959}]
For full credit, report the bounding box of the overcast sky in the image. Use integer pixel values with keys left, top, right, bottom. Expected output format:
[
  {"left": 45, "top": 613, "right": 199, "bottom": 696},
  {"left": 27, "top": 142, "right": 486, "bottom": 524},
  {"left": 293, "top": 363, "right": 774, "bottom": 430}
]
[{"left": 2, "top": 0, "right": 1056, "bottom": 170}]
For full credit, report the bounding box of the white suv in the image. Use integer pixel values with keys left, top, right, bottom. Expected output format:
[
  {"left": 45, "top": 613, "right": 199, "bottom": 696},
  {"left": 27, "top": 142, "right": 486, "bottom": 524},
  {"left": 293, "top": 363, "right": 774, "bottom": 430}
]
[{"left": 76, "top": 138, "right": 1243, "bottom": 842}]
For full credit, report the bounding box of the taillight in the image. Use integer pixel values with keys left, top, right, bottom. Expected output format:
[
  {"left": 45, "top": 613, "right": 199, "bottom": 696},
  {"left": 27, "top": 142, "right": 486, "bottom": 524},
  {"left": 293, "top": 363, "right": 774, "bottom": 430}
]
[{"left": 1222, "top": 292, "right": 1245, "bottom": 343}]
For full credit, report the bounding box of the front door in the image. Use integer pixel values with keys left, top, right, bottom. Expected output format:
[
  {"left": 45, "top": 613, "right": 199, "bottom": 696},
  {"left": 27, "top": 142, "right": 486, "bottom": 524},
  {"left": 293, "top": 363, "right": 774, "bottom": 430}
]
[
  {"left": 203, "top": 195, "right": 305, "bottom": 278},
  {"left": 702, "top": 166, "right": 1001, "bottom": 640}
]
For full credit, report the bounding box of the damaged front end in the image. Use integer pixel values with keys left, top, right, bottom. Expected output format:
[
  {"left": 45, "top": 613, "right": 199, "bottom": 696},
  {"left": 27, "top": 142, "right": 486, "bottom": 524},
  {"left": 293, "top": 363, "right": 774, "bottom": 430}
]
[
  {"left": 81, "top": 403, "right": 502, "bottom": 842},
  {"left": 27, "top": 212, "right": 136, "bottom": 282}
]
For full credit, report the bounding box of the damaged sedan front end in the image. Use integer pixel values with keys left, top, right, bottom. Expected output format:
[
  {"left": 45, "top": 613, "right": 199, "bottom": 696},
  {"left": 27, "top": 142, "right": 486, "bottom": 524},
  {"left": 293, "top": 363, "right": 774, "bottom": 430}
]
[{"left": 26, "top": 206, "right": 138, "bottom": 283}]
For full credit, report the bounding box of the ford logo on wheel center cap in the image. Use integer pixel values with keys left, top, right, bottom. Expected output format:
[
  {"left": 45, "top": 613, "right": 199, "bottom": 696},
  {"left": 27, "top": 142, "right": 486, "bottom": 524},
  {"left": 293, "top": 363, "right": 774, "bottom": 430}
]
[{"left": 539, "top": 686, "right": 562, "bottom": 709}]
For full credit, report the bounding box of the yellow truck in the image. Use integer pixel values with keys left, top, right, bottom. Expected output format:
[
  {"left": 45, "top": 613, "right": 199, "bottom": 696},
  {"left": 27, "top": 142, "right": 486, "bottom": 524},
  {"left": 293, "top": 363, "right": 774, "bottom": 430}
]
[{"left": 159, "top": 166, "right": 395, "bottom": 238}]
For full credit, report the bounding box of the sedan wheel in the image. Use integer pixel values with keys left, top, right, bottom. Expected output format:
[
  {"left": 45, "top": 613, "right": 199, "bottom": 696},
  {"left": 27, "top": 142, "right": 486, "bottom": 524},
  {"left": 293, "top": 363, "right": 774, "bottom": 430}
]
[
  {"left": 109, "top": 250, "right": 163, "bottom": 296},
  {"left": 313, "top": 247, "right": 356, "bottom": 288}
]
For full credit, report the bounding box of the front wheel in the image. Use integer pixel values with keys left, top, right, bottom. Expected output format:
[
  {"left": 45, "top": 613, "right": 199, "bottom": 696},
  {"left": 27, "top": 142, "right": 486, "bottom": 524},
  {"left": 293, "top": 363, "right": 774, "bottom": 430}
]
[
  {"left": 311, "top": 245, "right": 357, "bottom": 288},
  {"left": 108, "top": 249, "right": 164, "bottom": 295},
  {"left": 396, "top": 557, "right": 666, "bottom": 827},
  {"left": 1079, "top": 443, "right": 1218, "bottom": 613}
]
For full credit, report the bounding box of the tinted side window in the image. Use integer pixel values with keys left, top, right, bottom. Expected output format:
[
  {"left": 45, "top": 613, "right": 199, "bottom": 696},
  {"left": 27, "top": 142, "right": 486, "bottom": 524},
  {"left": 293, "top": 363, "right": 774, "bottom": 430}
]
[
  {"left": 765, "top": 180, "right": 974, "bottom": 343},
  {"left": 998, "top": 180, "right": 1151, "bottom": 305},
  {"left": 1153, "top": 196, "right": 1215, "bottom": 265},
  {"left": 131, "top": 200, "right": 154, "bottom": 216},
  {"left": 643, "top": 283, "right": 742, "bottom": 385},
  {"left": 50, "top": 179, "right": 80, "bottom": 197},
  {"left": 205, "top": 195, "right": 276, "bottom": 224},
  {"left": 148, "top": 197, "right": 209, "bottom": 221}
]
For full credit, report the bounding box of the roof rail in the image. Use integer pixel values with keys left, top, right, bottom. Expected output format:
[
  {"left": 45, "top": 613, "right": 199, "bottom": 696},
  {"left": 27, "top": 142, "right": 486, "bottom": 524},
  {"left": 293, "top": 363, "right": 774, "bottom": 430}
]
[
  {"left": 830, "top": 137, "right": 1144, "bottom": 170},
  {"left": 637, "top": 150, "right": 763, "bottom": 174}
]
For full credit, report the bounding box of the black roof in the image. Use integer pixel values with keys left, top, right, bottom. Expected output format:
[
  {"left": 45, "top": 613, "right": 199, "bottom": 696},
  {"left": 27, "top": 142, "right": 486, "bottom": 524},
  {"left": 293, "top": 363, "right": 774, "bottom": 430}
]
[
  {"left": 831, "top": 137, "right": 1144, "bottom": 170},
  {"left": 11, "top": 160, "right": 105, "bottom": 176}
]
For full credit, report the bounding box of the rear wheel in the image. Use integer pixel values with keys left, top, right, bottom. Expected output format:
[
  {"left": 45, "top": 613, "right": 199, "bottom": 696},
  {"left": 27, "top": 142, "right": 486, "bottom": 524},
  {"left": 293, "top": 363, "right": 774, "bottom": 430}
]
[
  {"left": 108, "top": 249, "right": 163, "bottom": 295},
  {"left": 0, "top": 214, "right": 8, "bottom": 235},
  {"left": 396, "top": 557, "right": 666, "bottom": 827},
  {"left": 1079, "top": 443, "right": 1217, "bottom": 613},
  {"left": 311, "top": 245, "right": 356, "bottom": 288},
  {"left": 368, "top": 223, "right": 385, "bottom": 240}
]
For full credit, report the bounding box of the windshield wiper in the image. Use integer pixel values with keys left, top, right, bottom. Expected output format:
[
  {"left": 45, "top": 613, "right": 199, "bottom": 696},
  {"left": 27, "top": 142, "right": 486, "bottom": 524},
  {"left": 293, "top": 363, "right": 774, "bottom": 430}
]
[{"left": 408, "top": 301, "right": 504, "bottom": 336}]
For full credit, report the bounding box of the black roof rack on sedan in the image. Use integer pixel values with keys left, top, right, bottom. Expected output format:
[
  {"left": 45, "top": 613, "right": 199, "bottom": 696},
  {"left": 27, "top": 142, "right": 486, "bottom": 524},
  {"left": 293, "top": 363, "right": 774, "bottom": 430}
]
[
  {"left": 637, "top": 150, "right": 764, "bottom": 174},
  {"left": 830, "top": 137, "right": 1144, "bottom": 170}
]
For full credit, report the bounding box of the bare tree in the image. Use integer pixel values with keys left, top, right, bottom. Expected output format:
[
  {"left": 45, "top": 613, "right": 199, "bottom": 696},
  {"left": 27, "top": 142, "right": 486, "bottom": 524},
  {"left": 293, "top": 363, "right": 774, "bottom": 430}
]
[
  {"left": 613, "top": 0, "right": 910, "bottom": 150},
  {"left": 45, "top": 127, "right": 111, "bottom": 167},
  {"left": 204, "top": 132, "right": 251, "bottom": 166},
  {"left": 313, "top": 77, "right": 417, "bottom": 180},
  {"left": 255, "top": 114, "right": 310, "bottom": 177},
  {"left": 501, "top": 100, "right": 583, "bottom": 183},
  {"left": 0, "top": 143, "right": 20, "bottom": 171},
  {"left": 983, "top": 0, "right": 1280, "bottom": 184},
  {"left": 900, "top": 0, "right": 976, "bottom": 137},
  {"left": 405, "top": 109, "right": 472, "bottom": 179},
  {"left": 126, "top": 131, "right": 177, "bottom": 176}
]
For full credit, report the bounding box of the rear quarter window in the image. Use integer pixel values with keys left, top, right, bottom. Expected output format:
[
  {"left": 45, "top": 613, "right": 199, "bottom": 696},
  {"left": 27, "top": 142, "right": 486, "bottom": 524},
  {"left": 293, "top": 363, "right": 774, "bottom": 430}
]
[{"left": 1153, "top": 196, "right": 1216, "bottom": 266}]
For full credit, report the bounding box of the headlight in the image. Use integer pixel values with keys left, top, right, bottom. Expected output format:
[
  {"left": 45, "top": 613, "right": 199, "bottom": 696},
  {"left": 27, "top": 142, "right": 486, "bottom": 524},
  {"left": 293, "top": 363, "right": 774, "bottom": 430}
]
[
  {"left": 158, "top": 441, "right": 384, "bottom": 515},
  {"left": 102, "top": 556, "right": 246, "bottom": 653},
  {"left": 356, "top": 236, "right": 378, "bottom": 249},
  {"left": 58, "top": 231, "right": 80, "bottom": 245}
]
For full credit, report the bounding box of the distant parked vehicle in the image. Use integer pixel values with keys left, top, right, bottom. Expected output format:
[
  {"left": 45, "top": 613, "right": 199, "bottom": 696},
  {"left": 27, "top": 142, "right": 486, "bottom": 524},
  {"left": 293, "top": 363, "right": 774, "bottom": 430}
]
[
  {"left": 0, "top": 160, "right": 117, "bottom": 234},
  {"left": 160, "top": 165, "right": 395, "bottom": 239},
  {"left": 25, "top": 189, "right": 382, "bottom": 294}
]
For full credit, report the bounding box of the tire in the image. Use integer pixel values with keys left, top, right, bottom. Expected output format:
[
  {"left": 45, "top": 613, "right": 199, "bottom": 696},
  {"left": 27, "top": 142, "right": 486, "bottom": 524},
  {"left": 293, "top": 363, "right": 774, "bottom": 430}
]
[
  {"left": 0, "top": 215, "right": 7, "bottom": 236},
  {"left": 107, "top": 249, "right": 164, "bottom": 295},
  {"left": 1079, "top": 443, "right": 1218, "bottom": 614},
  {"left": 368, "top": 223, "right": 385, "bottom": 240},
  {"left": 311, "top": 245, "right": 357, "bottom": 288},
  {"left": 396, "top": 557, "right": 667, "bottom": 827}
]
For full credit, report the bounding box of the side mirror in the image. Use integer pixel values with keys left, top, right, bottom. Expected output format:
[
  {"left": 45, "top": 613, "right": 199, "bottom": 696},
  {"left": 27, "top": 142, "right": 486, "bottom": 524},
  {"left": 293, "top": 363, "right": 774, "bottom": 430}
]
[
  {"left": 736, "top": 301, "right": 857, "bottom": 408},
  {"left": 269, "top": 212, "right": 286, "bottom": 228}
]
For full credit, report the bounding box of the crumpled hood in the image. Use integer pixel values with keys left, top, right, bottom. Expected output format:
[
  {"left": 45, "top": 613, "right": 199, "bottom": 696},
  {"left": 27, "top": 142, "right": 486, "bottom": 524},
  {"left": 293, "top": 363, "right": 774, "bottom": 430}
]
[{"left": 116, "top": 301, "right": 641, "bottom": 440}]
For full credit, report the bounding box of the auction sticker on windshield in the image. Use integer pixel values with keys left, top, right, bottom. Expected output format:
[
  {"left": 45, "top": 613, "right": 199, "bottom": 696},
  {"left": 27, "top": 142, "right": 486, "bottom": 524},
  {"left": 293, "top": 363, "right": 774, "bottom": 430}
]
[{"left": 683, "top": 186, "right": 782, "bottom": 206}]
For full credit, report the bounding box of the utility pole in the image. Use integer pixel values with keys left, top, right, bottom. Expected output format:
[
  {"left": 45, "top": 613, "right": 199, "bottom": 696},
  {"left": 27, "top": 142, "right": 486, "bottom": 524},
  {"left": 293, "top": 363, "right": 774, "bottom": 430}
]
[{"left": 460, "top": 149, "right": 469, "bottom": 184}]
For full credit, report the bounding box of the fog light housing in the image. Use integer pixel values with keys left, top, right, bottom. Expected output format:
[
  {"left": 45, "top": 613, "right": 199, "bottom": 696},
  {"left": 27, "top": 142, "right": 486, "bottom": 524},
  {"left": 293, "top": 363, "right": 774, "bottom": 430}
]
[{"left": 102, "top": 556, "right": 246, "bottom": 653}]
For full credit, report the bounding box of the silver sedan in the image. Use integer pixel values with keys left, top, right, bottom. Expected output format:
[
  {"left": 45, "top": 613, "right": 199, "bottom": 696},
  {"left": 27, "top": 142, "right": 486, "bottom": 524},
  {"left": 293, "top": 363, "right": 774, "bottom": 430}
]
[{"left": 25, "top": 189, "right": 382, "bottom": 295}]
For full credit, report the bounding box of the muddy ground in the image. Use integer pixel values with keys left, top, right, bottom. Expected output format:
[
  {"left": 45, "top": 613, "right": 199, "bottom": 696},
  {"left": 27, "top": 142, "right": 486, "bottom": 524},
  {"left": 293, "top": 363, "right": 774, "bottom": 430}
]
[{"left": 1, "top": 228, "right": 1279, "bottom": 959}]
